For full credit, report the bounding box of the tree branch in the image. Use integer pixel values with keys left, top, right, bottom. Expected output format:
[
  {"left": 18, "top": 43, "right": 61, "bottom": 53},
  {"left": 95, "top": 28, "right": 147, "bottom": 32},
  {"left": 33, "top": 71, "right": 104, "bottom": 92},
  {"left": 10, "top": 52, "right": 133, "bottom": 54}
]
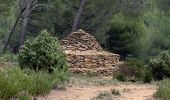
[
  {"left": 2, "top": 7, "right": 26, "bottom": 54},
  {"left": 31, "top": 4, "right": 46, "bottom": 11},
  {"left": 64, "top": 1, "right": 79, "bottom": 10}
]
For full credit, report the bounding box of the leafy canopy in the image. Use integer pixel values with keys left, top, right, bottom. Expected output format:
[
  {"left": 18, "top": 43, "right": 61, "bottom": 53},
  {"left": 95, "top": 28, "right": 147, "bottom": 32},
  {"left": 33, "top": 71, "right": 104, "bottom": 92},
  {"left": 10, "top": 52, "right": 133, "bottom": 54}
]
[{"left": 18, "top": 30, "right": 68, "bottom": 72}]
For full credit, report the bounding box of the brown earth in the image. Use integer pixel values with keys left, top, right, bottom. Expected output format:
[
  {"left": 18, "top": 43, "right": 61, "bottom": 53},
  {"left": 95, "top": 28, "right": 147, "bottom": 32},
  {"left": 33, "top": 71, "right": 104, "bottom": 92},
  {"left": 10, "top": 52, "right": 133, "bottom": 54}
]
[{"left": 37, "top": 83, "right": 157, "bottom": 100}]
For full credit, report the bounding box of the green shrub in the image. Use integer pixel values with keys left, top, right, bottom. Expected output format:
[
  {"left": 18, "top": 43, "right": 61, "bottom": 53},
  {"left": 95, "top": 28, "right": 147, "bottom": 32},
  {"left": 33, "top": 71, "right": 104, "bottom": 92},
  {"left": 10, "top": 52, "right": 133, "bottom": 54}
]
[
  {"left": 149, "top": 51, "right": 170, "bottom": 80},
  {"left": 115, "top": 58, "right": 152, "bottom": 83},
  {"left": 114, "top": 73, "right": 126, "bottom": 82},
  {"left": 18, "top": 30, "right": 68, "bottom": 72},
  {"left": 0, "top": 67, "right": 67, "bottom": 100},
  {"left": 143, "top": 69, "right": 153, "bottom": 83},
  {"left": 155, "top": 79, "right": 170, "bottom": 100},
  {"left": 106, "top": 14, "right": 145, "bottom": 57}
]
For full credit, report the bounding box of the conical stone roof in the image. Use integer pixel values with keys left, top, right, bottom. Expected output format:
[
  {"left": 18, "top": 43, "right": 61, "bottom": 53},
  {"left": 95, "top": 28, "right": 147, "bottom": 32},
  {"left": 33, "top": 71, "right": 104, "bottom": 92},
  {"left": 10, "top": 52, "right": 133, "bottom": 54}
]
[
  {"left": 60, "top": 29, "right": 120, "bottom": 76},
  {"left": 60, "top": 29, "right": 103, "bottom": 51}
]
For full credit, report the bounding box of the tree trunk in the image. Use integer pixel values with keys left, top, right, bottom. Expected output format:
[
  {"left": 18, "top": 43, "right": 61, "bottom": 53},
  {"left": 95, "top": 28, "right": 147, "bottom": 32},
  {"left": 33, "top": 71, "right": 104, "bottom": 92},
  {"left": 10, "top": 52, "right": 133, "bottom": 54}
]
[
  {"left": 2, "top": 8, "right": 25, "bottom": 54},
  {"left": 71, "top": 0, "right": 86, "bottom": 32},
  {"left": 17, "top": 0, "right": 32, "bottom": 51}
]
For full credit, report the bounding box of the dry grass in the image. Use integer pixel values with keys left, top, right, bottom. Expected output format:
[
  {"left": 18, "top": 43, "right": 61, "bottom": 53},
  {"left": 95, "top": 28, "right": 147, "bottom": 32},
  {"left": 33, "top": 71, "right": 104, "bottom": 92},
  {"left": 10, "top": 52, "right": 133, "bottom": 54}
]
[
  {"left": 67, "top": 73, "right": 118, "bottom": 86},
  {"left": 92, "top": 91, "right": 112, "bottom": 100}
]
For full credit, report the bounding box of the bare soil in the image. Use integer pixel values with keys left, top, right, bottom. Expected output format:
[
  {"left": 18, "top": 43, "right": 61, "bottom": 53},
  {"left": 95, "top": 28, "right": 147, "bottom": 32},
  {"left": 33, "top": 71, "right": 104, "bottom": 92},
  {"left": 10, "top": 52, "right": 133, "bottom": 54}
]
[{"left": 37, "top": 83, "right": 157, "bottom": 100}]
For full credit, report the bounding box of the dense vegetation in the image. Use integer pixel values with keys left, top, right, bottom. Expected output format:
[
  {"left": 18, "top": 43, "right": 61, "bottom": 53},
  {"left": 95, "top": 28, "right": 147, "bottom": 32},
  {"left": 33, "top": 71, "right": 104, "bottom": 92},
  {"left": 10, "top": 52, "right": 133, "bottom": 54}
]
[
  {"left": 114, "top": 58, "right": 152, "bottom": 83},
  {"left": 0, "top": 67, "right": 67, "bottom": 99},
  {"left": 0, "top": 31, "right": 68, "bottom": 99},
  {"left": 0, "top": 0, "right": 170, "bottom": 99},
  {"left": 155, "top": 79, "right": 170, "bottom": 100},
  {"left": 0, "top": 0, "right": 169, "bottom": 57},
  {"left": 18, "top": 30, "right": 67, "bottom": 72}
]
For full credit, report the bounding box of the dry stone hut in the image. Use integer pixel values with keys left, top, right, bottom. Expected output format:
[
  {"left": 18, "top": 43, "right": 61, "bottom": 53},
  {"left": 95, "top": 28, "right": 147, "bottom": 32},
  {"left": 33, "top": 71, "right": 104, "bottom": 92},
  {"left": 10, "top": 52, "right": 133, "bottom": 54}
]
[{"left": 60, "top": 29, "right": 120, "bottom": 76}]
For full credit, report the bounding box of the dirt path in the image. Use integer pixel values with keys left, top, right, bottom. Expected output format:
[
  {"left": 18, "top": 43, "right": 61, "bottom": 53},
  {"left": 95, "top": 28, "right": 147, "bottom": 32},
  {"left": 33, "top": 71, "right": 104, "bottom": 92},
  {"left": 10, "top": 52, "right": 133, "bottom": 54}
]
[{"left": 37, "top": 83, "right": 157, "bottom": 100}]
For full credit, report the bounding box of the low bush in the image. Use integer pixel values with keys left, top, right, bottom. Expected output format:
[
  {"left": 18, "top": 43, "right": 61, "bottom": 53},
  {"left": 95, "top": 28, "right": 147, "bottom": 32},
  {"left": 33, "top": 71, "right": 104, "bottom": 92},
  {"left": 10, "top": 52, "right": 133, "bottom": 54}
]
[
  {"left": 18, "top": 30, "right": 68, "bottom": 72},
  {"left": 155, "top": 79, "right": 170, "bottom": 100},
  {"left": 93, "top": 91, "right": 112, "bottom": 100},
  {"left": 0, "top": 66, "right": 67, "bottom": 100},
  {"left": 0, "top": 30, "right": 69, "bottom": 99},
  {"left": 149, "top": 51, "right": 170, "bottom": 80},
  {"left": 114, "top": 58, "right": 152, "bottom": 83},
  {"left": 114, "top": 73, "right": 126, "bottom": 82},
  {"left": 111, "top": 89, "right": 120, "bottom": 95},
  {"left": 143, "top": 69, "right": 153, "bottom": 83}
]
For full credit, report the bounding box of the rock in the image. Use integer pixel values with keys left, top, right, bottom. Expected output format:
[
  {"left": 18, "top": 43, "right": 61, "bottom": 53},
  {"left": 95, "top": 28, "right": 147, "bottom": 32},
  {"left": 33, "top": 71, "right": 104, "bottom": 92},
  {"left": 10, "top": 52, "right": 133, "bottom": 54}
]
[{"left": 60, "top": 29, "right": 120, "bottom": 76}]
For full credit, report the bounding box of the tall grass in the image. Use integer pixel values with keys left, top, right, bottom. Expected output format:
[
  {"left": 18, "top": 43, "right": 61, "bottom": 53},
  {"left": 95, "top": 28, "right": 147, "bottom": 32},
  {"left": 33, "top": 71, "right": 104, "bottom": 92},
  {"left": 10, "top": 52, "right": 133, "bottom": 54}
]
[
  {"left": 0, "top": 67, "right": 67, "bottom": 100},
  {"left": 155, "top": 79, "right": 170, "bottom": 100}
]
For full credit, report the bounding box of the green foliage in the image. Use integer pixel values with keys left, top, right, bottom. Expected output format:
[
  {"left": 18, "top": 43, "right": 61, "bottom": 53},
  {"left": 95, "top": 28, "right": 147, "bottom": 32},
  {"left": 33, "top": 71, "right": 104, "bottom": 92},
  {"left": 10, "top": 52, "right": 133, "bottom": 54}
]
[
  {"left": 18, "top": 30, "right": 68, "bottom": 72},
  {"left": 106, "top": 14, "right": 145, "bottom": 57},
  {"left": 141, "top": 10, "right": 170, "bottom": 58},
  {"left": 0, "top": 66, "right": 67, "bottom": 100},
  {"left": 149, "top": 51, "right": 170, "bottom": 80},
  {"left": 155, "top": 79, "right": 170, "bottom": 100},
  {"left": 0, "top": 53, "right": 17, "bottom": 63},
  {"left": 0, "top": 0, "right": 15, "bottom": 16},
  {"left": 115, "top": 58, "right": 152, "bottom": 83},
  {"left": 17, "top": 91, "right": 31, "bottom": 100},
  {"left": 114, "top": 73, "right": 126, "bottom": 82},
  {"left": 143, "top": 70, "right": 153, "bottom": 83},
  {"left": 125, "top": 58, "right": 147, "bottom": 80},
  {"left": 106, "top": 0, "right": 170, "bottom": 59}
]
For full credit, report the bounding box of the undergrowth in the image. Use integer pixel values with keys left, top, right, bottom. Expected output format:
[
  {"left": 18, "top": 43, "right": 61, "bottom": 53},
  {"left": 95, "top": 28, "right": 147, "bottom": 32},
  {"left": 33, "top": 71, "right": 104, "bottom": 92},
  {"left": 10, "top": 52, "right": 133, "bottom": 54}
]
[
  {"left": 155, "top": 79, "right": 170, "bottom": 100},
  {"left": 0, "top": 66, "right": 67, "bottom": 100},
  {"left": 114, "top": 58, "right": 152, "bottom": 83}
]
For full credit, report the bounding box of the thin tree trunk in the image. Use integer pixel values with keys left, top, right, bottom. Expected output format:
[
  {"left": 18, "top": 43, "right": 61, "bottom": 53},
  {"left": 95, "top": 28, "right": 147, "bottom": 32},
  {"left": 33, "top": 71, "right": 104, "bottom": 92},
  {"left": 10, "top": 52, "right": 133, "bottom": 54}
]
[
  {"left": 17, "top": 0, "right": 32, "bottom": 51},
  {"left": 2, "top": 8, "right": 25, "bottom": 54},
  {"left": 71, "top": 0, "right": 86, "bottom": 32}
]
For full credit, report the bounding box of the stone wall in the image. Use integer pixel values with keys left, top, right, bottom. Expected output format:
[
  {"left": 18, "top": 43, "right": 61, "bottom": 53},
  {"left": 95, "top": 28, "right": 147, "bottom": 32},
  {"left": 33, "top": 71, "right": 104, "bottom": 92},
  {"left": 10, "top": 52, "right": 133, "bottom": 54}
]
[
  {"left": 66, "top": 50, "right": 119, "bottom": 68},
  {"left": 61, "top": 30, "right": 120, "bottom": 76},
  {"left": 60, "top": 30, "right": 103, "bottom": 51},
  {"left": 65, "top": 50, "right": 120, "bottom": 76}
]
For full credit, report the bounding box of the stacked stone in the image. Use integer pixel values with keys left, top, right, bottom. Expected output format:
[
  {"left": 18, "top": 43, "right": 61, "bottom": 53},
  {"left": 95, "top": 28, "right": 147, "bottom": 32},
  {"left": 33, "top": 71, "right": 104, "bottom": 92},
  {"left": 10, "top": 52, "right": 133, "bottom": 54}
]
[
  {"left": 60, "top": 30, "right": 103, "bottom": 51},
  {"left": 60, "top": 29, "right": 120, "bottom": 76},
  {"left": 67, "top": 51, "right": 120, "bottom": 76},
  {"left": 66, "top": 51, "right": 119, "bottom": 69}
]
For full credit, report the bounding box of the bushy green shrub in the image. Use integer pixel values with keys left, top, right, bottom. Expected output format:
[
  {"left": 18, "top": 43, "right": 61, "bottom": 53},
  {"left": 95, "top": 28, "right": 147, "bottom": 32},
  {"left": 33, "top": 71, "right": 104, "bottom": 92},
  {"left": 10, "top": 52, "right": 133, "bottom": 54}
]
[
  {"left": 0, "top": 67, "right": 67, "bottom": 100},
  {"left": 18, "top": 30, "right": 68, "bottom": 72},
  {"left": 114, "top": 58, "right": 152, "bottom": 83},
  {"left": 155, "top": 79, "right": 170, "bottom": 100},
  {"left": 149, "top": 51, "right": 170, "bottom": 80}
]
